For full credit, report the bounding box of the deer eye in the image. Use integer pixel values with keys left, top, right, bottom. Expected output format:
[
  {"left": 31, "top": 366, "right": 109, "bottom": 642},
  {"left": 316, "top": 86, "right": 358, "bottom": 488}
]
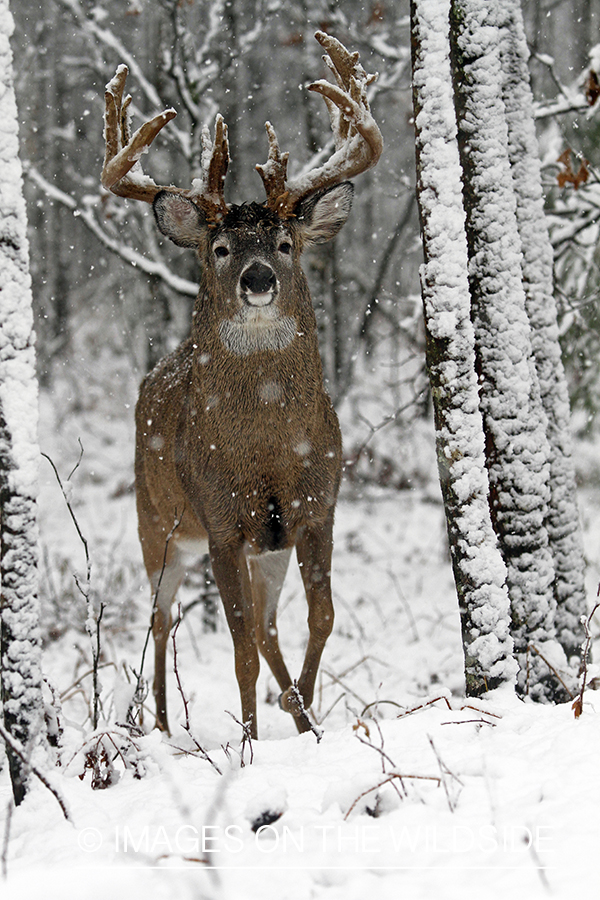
[
  {"left": 278, "top": 241, "right": 292, "bottom": 255},
  {"left": 214, "top": 245, "right": 229, "bottom": 258}
]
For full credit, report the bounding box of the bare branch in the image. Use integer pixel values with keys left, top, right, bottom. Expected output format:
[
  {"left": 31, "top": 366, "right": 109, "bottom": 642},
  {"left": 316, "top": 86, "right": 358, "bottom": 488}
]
[{"left": 25, "top": 166, "right": 197, "bottom": 297}]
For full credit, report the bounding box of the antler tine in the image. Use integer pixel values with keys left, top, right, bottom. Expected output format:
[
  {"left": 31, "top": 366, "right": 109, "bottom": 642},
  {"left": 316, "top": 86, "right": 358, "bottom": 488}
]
[
  {"left": 317, "top": 31, "right": 361, "bottom": 92},
  {"left": 103, "top": 69, "right": 124, "bottom": 168},
  {"left": 256, "top": 32, "right": 383, "bottom": 216},
  {"left": 101, "top": 65, "right": 232, "bottom": 217},
  {"left": 255, "top": 123, "right": 290, "bottom": 214},
  {"left": 102, "top": 64, "right": 179, "bottom": 203},
  {"left": 190, "top": 114, "right": 229, "bottom": 218}
]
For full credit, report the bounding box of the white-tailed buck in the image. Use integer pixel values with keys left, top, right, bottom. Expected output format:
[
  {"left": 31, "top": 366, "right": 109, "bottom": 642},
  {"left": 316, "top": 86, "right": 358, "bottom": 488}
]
[{"left": 102, "top": 32, "right": 382, "bottom": 737}]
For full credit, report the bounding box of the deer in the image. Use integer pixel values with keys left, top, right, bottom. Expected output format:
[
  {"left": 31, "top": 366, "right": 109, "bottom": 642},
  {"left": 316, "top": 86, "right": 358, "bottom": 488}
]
[{"left": 101, "top": 32, "right": 382, "bottom": 738}]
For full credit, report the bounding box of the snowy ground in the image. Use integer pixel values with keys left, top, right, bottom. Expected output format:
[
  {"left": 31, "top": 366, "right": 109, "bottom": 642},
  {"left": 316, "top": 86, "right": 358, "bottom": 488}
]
[{"left": 2, "top": 369, "right": 600, "bottom": 900}]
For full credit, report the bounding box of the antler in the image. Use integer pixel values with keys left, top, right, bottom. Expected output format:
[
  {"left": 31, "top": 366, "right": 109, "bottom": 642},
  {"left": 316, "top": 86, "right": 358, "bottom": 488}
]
[
  {"left": 101, "top": 65, "right": 229, "bottom": 218},
  {"left": 256, "top": 32, "right": 383, "bottom": 216}
]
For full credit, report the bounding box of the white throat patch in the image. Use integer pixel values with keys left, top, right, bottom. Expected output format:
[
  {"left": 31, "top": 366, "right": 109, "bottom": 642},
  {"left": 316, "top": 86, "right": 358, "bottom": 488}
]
[{"left": 219, "top": 316, "right": 297, "bottom": 357}]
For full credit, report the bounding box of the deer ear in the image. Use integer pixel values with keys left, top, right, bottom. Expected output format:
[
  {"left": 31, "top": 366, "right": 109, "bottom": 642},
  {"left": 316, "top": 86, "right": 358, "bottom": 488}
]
[
  {"left": 296, "top": 182, "right": 354, "bottom": 244},
  {"left": 153, "top": 192, "right": 207, "bottom": 248}
]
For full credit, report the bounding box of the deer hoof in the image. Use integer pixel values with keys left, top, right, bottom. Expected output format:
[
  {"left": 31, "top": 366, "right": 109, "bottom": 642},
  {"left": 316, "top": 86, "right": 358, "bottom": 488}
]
[
  {"left": 279, "top": 686, "right": 300, "bottom": 714},
  {"left": 278, "top": 687, "right": 311, "bottom": 730}
]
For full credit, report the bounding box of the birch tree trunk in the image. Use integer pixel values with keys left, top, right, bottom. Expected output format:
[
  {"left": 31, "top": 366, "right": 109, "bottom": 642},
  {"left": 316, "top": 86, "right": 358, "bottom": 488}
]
[
  {"left": 0, "top": 0, "right": 44, "bottom": 805},
  {"left": 411, "top": 0, "right": 517, "bottom": 697},
  {"left": 499, "top": 0, "right": 586, "bottom": 662},
  {"left": 449, "top": 0, "right": 564, "bottom": 700}
]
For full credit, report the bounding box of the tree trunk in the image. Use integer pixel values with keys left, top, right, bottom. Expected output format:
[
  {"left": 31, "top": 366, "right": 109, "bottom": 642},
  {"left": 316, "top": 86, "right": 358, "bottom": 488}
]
[
  {"left": 449, "top": 0, "right": 565, "bottom": 701},
  {"left": 499, "top": 0, "right": 586, "bottom": 662},
  {"left": 411, "top": 0, "right": 516, "bottom": 697},
  {"left": 0, "top": 0, "right": 44, "bottom": 805}
]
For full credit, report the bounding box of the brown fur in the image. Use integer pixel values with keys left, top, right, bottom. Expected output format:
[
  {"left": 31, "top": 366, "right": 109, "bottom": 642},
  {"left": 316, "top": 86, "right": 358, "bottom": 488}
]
[{"left": 136, "top": 186, "right": 352, "bottom": 736}]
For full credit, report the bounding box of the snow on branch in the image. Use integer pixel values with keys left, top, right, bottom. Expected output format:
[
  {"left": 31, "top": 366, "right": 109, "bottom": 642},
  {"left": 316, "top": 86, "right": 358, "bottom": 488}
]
[{"left": 25, "top": 166, "right": 197, "bottom": 298}]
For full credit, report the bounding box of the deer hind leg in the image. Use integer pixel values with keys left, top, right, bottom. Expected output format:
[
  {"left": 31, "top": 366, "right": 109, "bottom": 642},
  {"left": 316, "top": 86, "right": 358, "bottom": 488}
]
[
  {"left": 280, "top": 516, "right": 335, "bottom": 732},
  {"left": 209, "top": 541, "right": 261, "bottom": 739},
  {"left": 248, "top": 547, "right": 293, "bottom": 689}
]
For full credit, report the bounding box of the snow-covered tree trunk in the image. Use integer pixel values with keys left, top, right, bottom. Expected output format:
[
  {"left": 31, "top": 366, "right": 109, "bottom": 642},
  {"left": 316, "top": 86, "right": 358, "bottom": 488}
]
[
  {"left": 499, "top": 0, "right": 586, "bottom": 662},
  {"left": 448, "top": 0, "right": 566, "bottom": 701},
  {"left": 411, "top": 0, "right": 516, "bottom": 697},
  {"left": 0, "top": 0, "right": 44, "bottom": 805}
]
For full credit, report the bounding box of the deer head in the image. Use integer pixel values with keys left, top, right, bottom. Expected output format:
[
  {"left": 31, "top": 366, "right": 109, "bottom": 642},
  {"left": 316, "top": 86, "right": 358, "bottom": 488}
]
[
  {"left": 102, "top": 33, "right": 382, "bottom": 738},
  {"left": 152, "top": 183, "right": 355, "bottom": 358}
]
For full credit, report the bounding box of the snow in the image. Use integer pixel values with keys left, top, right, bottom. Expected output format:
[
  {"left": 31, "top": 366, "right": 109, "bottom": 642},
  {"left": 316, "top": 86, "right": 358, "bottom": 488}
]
[
  {"left": 1, "top": 8, "right": 595, "bottom": 893},
  {"left": 1, "top": 0, "right": 597, "bottom": 892},
  {"left": 4, "top": 627, "right": 600, "bottom": 900},
  {"left": 2, "top": 265, "right": 599, "bottom": 900}
]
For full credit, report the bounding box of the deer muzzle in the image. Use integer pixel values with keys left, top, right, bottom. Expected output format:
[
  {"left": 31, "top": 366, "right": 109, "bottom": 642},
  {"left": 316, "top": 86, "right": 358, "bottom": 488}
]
[{"left": 240, "top": 261, "right": 277, "bottom": 307}]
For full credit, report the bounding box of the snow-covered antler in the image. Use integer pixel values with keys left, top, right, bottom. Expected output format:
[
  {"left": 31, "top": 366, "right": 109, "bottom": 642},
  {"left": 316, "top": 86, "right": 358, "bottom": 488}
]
[
  {"left": 101, "top": 65, "right": 229, "bottom": 218},
  {"left": 256, "top": 31, "right": 383, "bottom": 216}
]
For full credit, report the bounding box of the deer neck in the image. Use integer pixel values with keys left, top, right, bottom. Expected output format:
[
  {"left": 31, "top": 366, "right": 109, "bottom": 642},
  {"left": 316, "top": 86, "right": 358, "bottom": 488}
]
[{"left": 188, "top": 289, "right": 324, "bottom": 413}]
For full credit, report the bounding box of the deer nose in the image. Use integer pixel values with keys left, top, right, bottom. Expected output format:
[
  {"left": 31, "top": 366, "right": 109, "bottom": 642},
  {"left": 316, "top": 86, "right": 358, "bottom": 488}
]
[{"left": 240, "top": 261, "right": 277, "bottom": 296}]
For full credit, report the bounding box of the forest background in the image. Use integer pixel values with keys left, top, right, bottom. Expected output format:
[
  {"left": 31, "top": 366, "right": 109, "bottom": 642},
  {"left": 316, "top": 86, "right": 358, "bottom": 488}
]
[
  {"left": 13, "top": 0, "right": 600, "bottom": 472},
  {"left": 3, "top": 0, "right": 600, "bottom": 897}
]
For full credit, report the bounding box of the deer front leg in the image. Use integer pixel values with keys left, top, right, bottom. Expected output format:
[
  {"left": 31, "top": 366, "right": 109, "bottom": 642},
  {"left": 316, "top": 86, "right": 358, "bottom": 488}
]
[
  {"left": 149, "top": 551, "right": 186, "bottom": 734},
  {"left": 210, "top": 541, "right": 261, "bottom": 739},
  {"left": 280, "top": 515, "right": 335, "bottom": 732}
]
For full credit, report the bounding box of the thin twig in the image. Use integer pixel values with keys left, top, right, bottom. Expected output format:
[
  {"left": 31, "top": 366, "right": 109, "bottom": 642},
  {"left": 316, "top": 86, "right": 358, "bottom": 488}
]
[
  {"left": 171, "top": 605, "right": 222, "bottom": 775},
  {"left": 362, "top": 698, "right": 405, "bottom": 717},
  {"left": 287, "top": 682, "right": 323, "bottom": 742},
  {"left": 459, "top": 704, "right": 501, "bottom": 719},
  {"left": 344, "top": 771, "right": 441, "bottom": 821},
  {"left": 335, "top": 655, "right": 379, "bottom": 682},
  {"left": 572, "top": 600, "right": 600, "bottom": 718},
  {"left": 59, "top": 661, "right": 115, "bottom": 703},
  {"left": 345, "top": 391, "right": 428, "bottom": 469},
  {"left": 441, "top": 718, "right": 496, "bottom": 727},
  {"left": 42, "top": 451, "right": 105, "bottom": 726},
  {"left": 528, "top": 643, "right": 575, "bottom": 700},
  {"left": 353, "top": 718, "right": 406, "bottom": 805},
  {"left": 172, "top": 605, "right": 191, "bottom": 732},
  {"left": 427, "top": 735, "right": 462, "bottom": 813},
  {"left": 91, "top": 603, "right": 105, "bottom": 730},
  {"left": 355, "top": 731, "right": 402, "bottom": 780},
  {"left": 321, "top": 669, "right": 368, "bottom": 707},
  {"left": 359, "top": 192, "right": 417, "bottom": 341},
  {"left": 387, "top": 568, "right": 420, "bottom": 642},
  {"left": 41, "top": 452, "right": 90, "bottom": 590},
  {"left": 0, "top": 723, "right": 71, "bottom": 821},
  {"left": 225, "top": 711, "right": 254, "bottom": 767},
  {"left": 315, "top": 690, "right": 346, "bottom": 725},
  {"left": 530, "top": 837, "right": 552, "bottom": 891},
  {"left": 396, "top": 695, "right": 453, "bottom": 718},
  {"left": 67, "top": 438, "right": 85, "bottom": 481}
]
